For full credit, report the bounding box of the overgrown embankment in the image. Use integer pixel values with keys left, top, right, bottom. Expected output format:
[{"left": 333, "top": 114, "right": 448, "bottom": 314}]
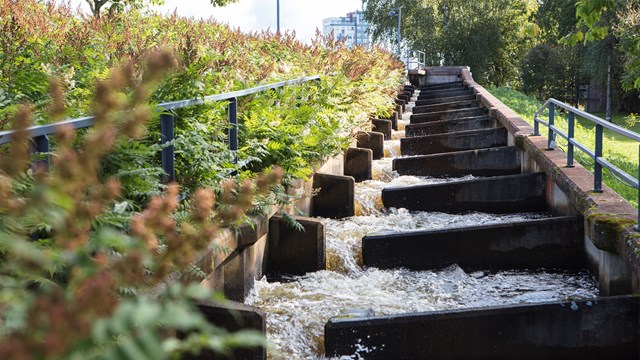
[{"left": 0, "top": 2, "right": 403, "bottom": 358}]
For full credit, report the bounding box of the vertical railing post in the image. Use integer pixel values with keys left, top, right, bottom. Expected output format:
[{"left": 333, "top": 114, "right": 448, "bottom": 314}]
[
  {"left": 637, "top": 145, "right": 640, "bottom": 231},
  {"left": 31, "top": 135, "right": 50, "bottom": 171},
  {"left": 160, "top": 112, "right": 175, "bottom": 183},
  {"left": 567, "top": 112, "right": 575, "bottom": 167},
  {"left": 593, "top": 123, "right": 603, "bottom": 192},
  {"left": 547, "top": 103, "right": 555, "bottom": 150},
  {"left": 228, "top": 97, "right": 238, "bottom": 176}
]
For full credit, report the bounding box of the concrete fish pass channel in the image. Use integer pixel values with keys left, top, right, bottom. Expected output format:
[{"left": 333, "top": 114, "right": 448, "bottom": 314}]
[{"left": 188, "top": 67, "right": 639, "bottom": 360}]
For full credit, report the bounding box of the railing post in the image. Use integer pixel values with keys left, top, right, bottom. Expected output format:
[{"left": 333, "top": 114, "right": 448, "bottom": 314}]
[
  {"left": 31, "top": 135, "right": 51, "bottom": 171},
  {"left": 547, "top": 103, "right": 555, "bottom": 150},
  {"left": 31, "top": 135, "right": 50, "bottom": 171},
  {"left": 160, "top": 112, "right": 175, "bottom": 183},
  {"left": 593, "top": 124, "right": 603, "bottom": 192},
  {"left": 637, "top": 145, "right": 640, "bottom": 231},
  {"left": 228, "top": 97, "right": 238, "bottom": 176},
  {"left": 567, "top": 112, "right": 575, "bottom": 167}
]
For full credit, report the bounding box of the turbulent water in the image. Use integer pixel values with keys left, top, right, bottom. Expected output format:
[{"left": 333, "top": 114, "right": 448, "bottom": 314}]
[{"left": 246, "top": 101, "right": 599, "bottom": 360}]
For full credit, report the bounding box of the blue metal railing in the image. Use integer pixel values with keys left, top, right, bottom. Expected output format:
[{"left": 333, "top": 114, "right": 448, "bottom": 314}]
[
  {"left": 0, "top": 75, "right": 321, "bottom": 182},
  {"left": 534, "top": 98, "right": 640, "bottom": 228}
]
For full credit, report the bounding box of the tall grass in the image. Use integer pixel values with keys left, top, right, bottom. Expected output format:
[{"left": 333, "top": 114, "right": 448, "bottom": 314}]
[{"left": 489, "top": 86, "right": 639, "bottom": 207}]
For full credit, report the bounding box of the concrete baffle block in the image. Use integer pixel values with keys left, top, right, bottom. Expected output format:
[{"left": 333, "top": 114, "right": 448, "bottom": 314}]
[
  {"left": 400, "top": 128, "right": 508, "bottom": 156},
  {"left": 363, "top": 216, "right": 585, "bottom": 271},
  {"left": 395, "top": 104, "right": 403, "bottom": 117},
  {"left": 356, "top": 131, "right": 384, "bottom": 160},
  {"left": 267, "top": 215, "right": 326, "bottom": 275},
  {"left": 371, "top": 119, "right": 392, "bottom": 140},
  {"left": 344, "top": 147, "right": 373, "bottom": 182},
  {"left": 382, "top": 172, "right": 547, "bottom": 214},
  {"left": 388, "top": 111, "right": 399, "bottom": 130},
  {"left": 325, "top": 296, "right": 640, "bottom": 360},
  {"left": 395, "top": 98, "right": 406, "bottom": 113},
  {"left": 312, "top": 173, "right": 355, "bottom": 218},
  {"left": 183, "top": 300, "right": 266, "bottom": 360},
  {"left": 393, "top": 146, "right": 521, "bottom": 177}
]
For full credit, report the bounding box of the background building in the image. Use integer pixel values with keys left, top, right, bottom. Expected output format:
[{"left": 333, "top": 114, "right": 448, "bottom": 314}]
[{"left": 322, "top": 11, "right": 370, "bottom": 48}]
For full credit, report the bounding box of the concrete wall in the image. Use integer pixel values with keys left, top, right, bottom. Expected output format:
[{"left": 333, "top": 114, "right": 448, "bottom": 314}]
[{"left": 456, "top": 67, "right": 640, "bottom": 295}]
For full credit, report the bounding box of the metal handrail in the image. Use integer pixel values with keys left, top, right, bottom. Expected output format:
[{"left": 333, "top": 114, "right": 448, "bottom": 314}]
[
  {"left": 534, "top": 98, "right": 640, "bottom": 228},
  {"left": 406, "top": 50, "right": 425, "bottom": 71},
  {"left": 0, "top": 74, "right": 321, "bottom": 181}
]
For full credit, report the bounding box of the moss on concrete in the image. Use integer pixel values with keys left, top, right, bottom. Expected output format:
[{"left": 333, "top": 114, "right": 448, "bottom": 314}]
[{"left": 587, "top": 212, "right": 637, "bottom": 252}]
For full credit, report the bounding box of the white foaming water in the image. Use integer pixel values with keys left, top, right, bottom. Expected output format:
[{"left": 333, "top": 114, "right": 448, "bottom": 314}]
[{"left": 246, "top": 102, "right": 599, "bottom": 360}]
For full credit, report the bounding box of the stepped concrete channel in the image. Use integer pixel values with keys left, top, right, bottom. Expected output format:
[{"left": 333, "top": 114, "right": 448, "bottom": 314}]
[
  {"left": 186, "top": 67, "right": 639, "bottom": 359},
  {"left": 322, "top": 67, "right": 640, "bottom": 359}
]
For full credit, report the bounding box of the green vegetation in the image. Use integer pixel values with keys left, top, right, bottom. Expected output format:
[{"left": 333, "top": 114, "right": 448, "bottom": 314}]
[
  {"left": 490, "top": 86, "right": 639, "bottom": 207},
  {"left": 0, "top": 1, "right": 404, "bottom": 358}
]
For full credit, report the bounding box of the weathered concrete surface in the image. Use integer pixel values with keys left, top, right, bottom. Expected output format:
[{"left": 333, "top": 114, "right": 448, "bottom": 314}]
[
  {"left": 419, "top": 81, "right": 465, "bottom": 90},
  {"left": 417, "top": 89, "right": 472, "bottom": 100},
  {"left": 412, "top": 100, "right": 479, "bottom": 114},
  {"left": 401, "top": 127, "right": 508, "bottom": 156},
  {"left": 185, "top": 300, "right": 266, "bottom": 360},
  {"left": 312, "top": 173, "right": 355, "bottom": 218},
  {"left": 344, "top": 147, "right": 372, "bottom": 182},
  {"left": 393, "top": 146, "right": 521, "bottom": 177},
  {"left": 356, "top": 131, "right": 384, "bottom": 160},
  {"left": 388, "top": 111, "right": 399, "bottom": 130},
  {"left": 382, "top": 172, "right": 547, "bottom": 213},
  {"left": 325, "top": 296, "right": 640, "bottom": 360},
  {"left": 395, "top": 98, "right": 406, "bottom": 113},
  {"left": 410, "top": 107, "right": 487, "bottom": 123},
  {"left": 415, "top": 93, "right": 476, "bottom": 107},
  {"left": 363, "top": 216, "right": 584, "bottom": 271},
  {"left": 404, "top": 116, "right": 496, "bottom": 137},
  {"left": 267, "top": 215, "right": 325, "bottom": 275},
  {"left": 371, "top": 119, "right": 392, "bottom": 140}
]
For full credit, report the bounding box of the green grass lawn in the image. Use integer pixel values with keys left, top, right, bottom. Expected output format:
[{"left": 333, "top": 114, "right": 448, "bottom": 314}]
[{"left": 488, "top": 86, "right": 639, "bottom": 207}]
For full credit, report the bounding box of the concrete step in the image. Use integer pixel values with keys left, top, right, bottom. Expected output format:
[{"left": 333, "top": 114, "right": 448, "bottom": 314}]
[
  {"left": 419, "top": 81, "right": 465, "bottom": 91},
  {"left": 382, "top": 172, "right": 547, "bottom": 213},
  {"left": 418, "top": 89, "right": 473, "bottom": 100},
  {"left": 325, "top": 296, "right": 639, "bottom": 360},
  {"left": 393, "top": 146, "right": 521, "bottom": 177},
  {"left": 415, "top": 94, "right": 476, "bottom": 107},
  {"left": 404, "top": 116, "right": 495, "bottom": 137},
  {"left": 413, "top": 100, "right": 480, "bottom": 114},
  {"left": 411, "top": 107, "right": 487, "bottom": 124},
  {"left": 401, "top": 127, "right": 507, "bottom": 156},
  {"left": 362, "top": 216, "right": 584, "bottom": 271}
]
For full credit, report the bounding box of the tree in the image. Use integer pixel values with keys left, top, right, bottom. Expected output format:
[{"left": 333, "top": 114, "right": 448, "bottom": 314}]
[
  {"left": 85, "top": 0, "right": 239, "bottom": 17},
  {"left": 362, "top": 0, "right": 538, "bottom": 86}
]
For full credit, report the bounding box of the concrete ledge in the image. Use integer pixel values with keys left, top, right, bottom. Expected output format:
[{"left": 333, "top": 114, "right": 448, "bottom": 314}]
[
  {"left": 412, "top": 100, "right": 479, "bottom": 114},
  {"left": 382, "top": 172, "right": 547, "bottom": 213},
  {"left": 393, "top": 146, "right": 521, "bottom": 177},
  {"left": 312, "top": 173, "right": 355, "bottom": 218},
  {"left": 410, "top": 107, "right": 487, "bottom": 123},
  {"left": 356, "top": 131, "right": 384, "bottom": 160},
  {"left": 267, "top": 215, "right": 325, "bottom": 275},
  {"left": 325, "top": 296, "right": 640, "bottom": 360},
  {"left": 417, "top": 89, "right": 473, "bottom": 100},
  {"left": 404, "top": 116, "right": 496, "bottom": 137},
  {"left": 362, "top": 216, "right": 585, "bottom": 271},
  {"left": 415, "top": 94, "right": 476, "bottom": 107},
  {"left": 401, "top": 127, "right": 508, "bottom": 156},
  {"left": 344, "top": 147, "right": 372, "bottom": 182}
]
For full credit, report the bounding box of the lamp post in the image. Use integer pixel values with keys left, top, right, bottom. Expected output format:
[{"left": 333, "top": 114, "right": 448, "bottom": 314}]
[
  {"left": 277, "top": 0, "right": 280, "bottom": 33},
  {"left": 389, "top": 7, "right": 402, "bottom": 57}
]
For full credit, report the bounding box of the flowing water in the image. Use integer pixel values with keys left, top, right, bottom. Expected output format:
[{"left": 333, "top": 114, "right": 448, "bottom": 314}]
[{"left": 246, "top": 99, "right": 599, "bottom": 360}]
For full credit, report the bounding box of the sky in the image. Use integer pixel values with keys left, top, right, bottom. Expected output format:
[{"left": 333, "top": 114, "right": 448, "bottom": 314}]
[{"left": 60, "top": 0, "right": 363, "bottom": 42}]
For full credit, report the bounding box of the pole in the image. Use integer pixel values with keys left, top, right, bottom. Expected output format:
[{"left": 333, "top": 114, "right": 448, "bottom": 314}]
[
  {"left": 277, "top": 0, "right": 280, "bottom": 33},
  {"left": 606, "top": 50, "right": 612, "bottom": 123},
  {"left": 354, "top": 11, "right": 358, "bottom": 46},
  {"left": 397, "top": 7, "right": 402, "bottom": 57}
]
